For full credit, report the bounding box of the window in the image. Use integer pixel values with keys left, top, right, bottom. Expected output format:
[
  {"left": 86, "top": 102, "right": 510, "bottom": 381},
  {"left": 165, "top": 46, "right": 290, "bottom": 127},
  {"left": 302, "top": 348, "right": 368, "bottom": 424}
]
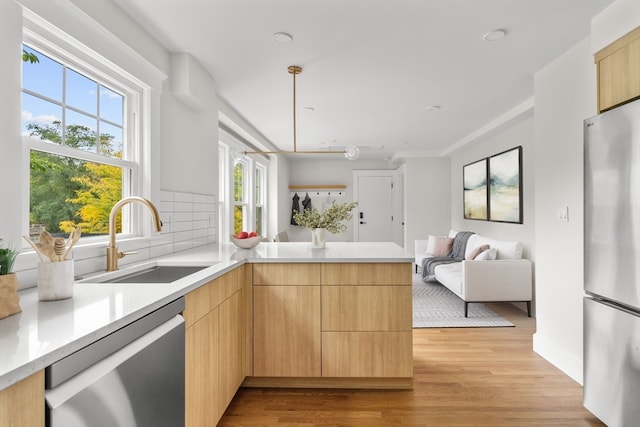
[
  {"left": 233, "top": 159, "right": 248, "bottom": 234},
  {"left": 255, "top": 165, "right": 266, "bottom": 235},
  {"left": 219, "top": 130, "right": 269, "bottom": 239},
  {"left": 21, "top": 43, "right": 140, "bottom": 239}
]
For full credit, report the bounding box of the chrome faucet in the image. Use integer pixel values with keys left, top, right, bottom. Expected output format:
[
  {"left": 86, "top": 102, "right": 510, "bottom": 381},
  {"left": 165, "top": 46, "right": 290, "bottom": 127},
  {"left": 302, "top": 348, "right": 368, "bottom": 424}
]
[{"left": 106, "top": 196, "right": 163, "bottom": 271}]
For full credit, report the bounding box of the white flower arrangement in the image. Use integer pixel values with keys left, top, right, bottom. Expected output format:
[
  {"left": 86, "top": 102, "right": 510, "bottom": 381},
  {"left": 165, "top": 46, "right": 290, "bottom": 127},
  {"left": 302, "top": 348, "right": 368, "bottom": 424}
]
[{"left": 293, "top": 201, "right": 358, "bottom": 234}]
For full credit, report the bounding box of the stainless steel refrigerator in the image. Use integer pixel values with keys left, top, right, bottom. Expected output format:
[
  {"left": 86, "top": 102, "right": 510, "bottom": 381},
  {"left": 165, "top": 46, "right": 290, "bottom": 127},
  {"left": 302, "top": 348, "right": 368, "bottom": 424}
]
[{"left": 584, "top": 97, "right": 640, "bottom": 426}]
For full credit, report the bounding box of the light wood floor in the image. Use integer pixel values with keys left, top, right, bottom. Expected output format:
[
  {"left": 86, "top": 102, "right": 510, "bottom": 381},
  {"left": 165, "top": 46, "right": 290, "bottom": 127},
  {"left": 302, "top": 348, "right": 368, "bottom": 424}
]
[{"left": 219, "top": 303, "right": 604, "bottom": 426}]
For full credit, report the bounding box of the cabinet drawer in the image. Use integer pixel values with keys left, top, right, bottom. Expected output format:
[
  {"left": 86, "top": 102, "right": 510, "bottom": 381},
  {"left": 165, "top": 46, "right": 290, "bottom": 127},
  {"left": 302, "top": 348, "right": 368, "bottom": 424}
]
[
  {"left": 253, "top": 263, "right": 321, "bottom": 285},
  {"left": 322, "top": 332, "right": 413, "bottom": 378},
  {"left": 321, "top": 263, "right": 411, "bottom": 285},
  {"left": 322, "top": 286, "right": 411, "bottom": 331}
]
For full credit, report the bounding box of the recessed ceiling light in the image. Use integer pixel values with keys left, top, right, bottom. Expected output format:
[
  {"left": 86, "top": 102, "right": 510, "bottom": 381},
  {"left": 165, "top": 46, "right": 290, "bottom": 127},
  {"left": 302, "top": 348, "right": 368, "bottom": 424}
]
[
  {"left": 302, "top": 107, "right": 315, "bottom": 112},
  {"left": 425, "top": 105, "right": 442, "bottom": 111},
  {"left": 272, "top": 32, "right": 293, "bottom": 44},
  {"left": 483, "top": 29, "right": 506, "bottom": 42}
]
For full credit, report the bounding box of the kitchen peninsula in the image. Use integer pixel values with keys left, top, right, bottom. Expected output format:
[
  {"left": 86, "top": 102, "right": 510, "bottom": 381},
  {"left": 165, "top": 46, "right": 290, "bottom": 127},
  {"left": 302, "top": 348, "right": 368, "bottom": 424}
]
[{"left": 0, "top": 242, "right": 413, "bottom": 426}]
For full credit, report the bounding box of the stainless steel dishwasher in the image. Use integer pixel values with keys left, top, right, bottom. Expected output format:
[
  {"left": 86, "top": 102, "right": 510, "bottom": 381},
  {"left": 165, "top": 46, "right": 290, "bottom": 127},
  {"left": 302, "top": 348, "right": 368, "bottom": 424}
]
[{"left": 45, "top": 298, "right": 185, "bottom": 427}]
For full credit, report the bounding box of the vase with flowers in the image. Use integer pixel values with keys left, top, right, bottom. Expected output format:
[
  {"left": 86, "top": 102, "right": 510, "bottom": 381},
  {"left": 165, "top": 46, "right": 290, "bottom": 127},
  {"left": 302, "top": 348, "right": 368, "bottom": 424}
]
[
  {"left": 0, "top": 239, "right": 21, "bottom": 319},
  {"left": 293, "top": 201, "right": 358, "bottom": 248}
]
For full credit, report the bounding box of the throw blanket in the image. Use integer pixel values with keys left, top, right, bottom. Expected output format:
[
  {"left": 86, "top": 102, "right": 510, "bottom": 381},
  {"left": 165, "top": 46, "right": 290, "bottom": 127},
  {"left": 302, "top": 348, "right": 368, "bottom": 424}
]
[{"left": 421, "top": 231, "right": 475, "bottom": 282}]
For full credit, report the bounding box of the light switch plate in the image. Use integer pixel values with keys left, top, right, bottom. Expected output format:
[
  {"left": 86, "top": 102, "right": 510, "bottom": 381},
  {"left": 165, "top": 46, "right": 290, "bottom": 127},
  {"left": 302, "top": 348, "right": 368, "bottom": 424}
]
[{"left": 557, "top": 207, "right": 568, "bottom": 222}]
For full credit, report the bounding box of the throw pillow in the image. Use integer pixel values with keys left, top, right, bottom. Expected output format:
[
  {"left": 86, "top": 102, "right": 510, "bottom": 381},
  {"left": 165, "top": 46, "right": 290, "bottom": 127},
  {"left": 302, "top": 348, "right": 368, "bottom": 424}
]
[
  {"left": 475, "top": 247, "right": 497, "bottom": 261},
  {"left": 467, "top": 244, "right": 490, "bottom": 260},
  {"left": 432, "top": 236, "right": 454, "bottom": 256},
  {"left": 425, "top": 235, "right": 437, "bottom": 254}
]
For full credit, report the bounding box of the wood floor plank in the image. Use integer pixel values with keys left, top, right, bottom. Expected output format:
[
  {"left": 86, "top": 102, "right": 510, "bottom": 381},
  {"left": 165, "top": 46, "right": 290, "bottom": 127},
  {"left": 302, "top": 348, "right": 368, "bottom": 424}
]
[{"left": 219, "top": 303, "right": 603, "bottom": 426}]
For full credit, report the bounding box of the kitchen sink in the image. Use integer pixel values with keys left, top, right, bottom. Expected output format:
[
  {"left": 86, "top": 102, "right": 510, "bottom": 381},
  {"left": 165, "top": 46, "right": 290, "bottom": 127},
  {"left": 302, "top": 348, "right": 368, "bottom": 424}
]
[
  {"left": 79, "top": 263, "right": 213, "bottom": 284},
  {"left": 101, "top": 265, "right": 208, "bottom": 283}
]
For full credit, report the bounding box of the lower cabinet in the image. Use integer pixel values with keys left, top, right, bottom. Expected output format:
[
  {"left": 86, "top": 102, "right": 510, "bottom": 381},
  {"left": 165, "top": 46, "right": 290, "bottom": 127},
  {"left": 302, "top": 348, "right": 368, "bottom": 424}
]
[
  {"left": 250, "top": 262, "right": 413, "bottom": 388},
  {"left": 253, "top": 285, "right": 321, "bottom": 377},
  {"left": 0, "top": 370, "right": 44, "bottom": 427},
  {"left": 185, "top": 266, "right": 246, "bottom": 427}
]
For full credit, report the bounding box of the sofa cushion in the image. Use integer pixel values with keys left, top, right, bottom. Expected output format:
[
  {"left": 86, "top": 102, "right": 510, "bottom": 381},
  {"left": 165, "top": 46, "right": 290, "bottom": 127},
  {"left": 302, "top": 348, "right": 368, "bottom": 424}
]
[
  {"left": 427, "top": 235, "right": 454, "bottom": 256},
  {"left": 434, "top": 263, "right": 462, "bottom": 296},
  {"left": 467, "top": 244, "right": 490, "bottom": 260},
  {"left": 475, "top": 247, "right": 497, "bottom": 260},
  {"left": 464, "top": 235, "right": 522, "bottom": 260}
]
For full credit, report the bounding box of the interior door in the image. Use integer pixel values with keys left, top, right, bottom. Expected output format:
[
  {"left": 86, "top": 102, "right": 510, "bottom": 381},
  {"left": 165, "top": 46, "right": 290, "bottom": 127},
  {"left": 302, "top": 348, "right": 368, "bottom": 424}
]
[{"left": 355, "top": 174, "right": 393, "bottom": 242}]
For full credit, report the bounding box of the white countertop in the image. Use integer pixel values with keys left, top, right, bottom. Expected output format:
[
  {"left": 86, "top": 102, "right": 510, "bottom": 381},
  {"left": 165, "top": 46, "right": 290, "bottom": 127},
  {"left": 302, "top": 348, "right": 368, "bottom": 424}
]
[{"left": 0, "top": 242, "right": 412, "bottom": 390}]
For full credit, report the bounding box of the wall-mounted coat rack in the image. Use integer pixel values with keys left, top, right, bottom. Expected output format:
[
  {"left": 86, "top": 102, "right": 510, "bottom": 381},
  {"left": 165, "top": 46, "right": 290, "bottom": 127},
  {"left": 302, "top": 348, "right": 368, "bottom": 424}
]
[{"left": 288, "top": 184, "right": 347, "bottom": 198}]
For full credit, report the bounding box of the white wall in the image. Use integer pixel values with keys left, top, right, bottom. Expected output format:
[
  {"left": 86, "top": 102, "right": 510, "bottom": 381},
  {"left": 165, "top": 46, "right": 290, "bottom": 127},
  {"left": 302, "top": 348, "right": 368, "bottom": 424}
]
[
  {"left": 449, "top": 112, "right": 536, "bottom": 261},
  {"left": 287, "top": 158, "right": 392, "bottom": 242},
  {"left": 532, "top": 0, "right": 640, "bottom": 385},
  {"left": 403, "top": 157, "right": 452, "bottom": 250},
  {"left": 533, "top": 37, "right": 596, "bottom": 384}
]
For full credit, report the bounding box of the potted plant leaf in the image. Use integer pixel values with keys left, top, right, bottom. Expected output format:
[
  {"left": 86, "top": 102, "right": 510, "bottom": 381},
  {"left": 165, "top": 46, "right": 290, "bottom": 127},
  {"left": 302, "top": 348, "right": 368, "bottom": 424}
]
[{"left": 0, "top": 239, "right": 21, "bottom": 319}]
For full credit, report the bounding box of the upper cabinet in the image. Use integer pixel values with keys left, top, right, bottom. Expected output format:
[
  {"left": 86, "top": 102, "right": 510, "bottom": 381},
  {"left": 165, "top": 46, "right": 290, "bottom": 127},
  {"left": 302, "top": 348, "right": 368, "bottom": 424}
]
[{"left": 595, "top": 26, "right": 640, "bottom": 113}]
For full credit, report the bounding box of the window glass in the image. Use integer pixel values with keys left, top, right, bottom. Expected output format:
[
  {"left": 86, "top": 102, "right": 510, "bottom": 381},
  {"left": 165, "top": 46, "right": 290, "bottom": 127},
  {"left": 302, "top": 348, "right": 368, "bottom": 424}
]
[
  {"left": 234, "top": 161, "right": 245, "bottom": 203},
  {"left": 22, "top": 46, "right": 62, "bottom": 102},
  {"left": 233, "top": 160, "right": 247, "bottom": 233},
  {"left": 99, "top": 85, "right": 124, "bottom": 125},
  {"left": 66, "top": 68, "right": 98, "bottom": 114},
  {"left": 22, "top": 44, "right": 129, "bottom": 237},
  {"left": 29, "top": 151, "right": 123, "bottom": 236}
]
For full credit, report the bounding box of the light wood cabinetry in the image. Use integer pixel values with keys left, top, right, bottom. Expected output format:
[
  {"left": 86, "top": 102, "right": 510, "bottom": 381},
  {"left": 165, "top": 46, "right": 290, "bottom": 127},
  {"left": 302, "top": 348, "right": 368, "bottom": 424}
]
[
  {"left": 249, "top": 262, "right": 413, "bottom": 388},
  {"left": 184, "top": 266, "right": 247, "bottom": 427},
  {"left": 321, "top": 263, "right": 413, "bottom": 379},
  {"left": 595, "top": 27, "right": 640, "bottom": 112},
  {"left": 0, "top": 370, "right": 44, "bottom": 427},
  {"left": 252, "top": 263, "right": 321, "bottom": 377}
]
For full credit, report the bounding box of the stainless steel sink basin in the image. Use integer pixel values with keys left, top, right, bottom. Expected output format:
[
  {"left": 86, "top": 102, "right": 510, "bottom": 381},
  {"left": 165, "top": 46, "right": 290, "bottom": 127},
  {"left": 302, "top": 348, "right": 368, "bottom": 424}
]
[{"left": 95, "top": 265, "right": 209, "bottom": 284}]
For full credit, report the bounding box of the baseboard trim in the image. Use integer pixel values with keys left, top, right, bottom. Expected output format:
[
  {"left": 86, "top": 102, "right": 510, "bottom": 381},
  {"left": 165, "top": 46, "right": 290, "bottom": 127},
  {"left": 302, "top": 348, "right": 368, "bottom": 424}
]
[
  {"left": 533, "top": 332, "right": 584, "bottom": 385},
  {"left": 242, "top": 376, "right": 414, "bottom": 390}
]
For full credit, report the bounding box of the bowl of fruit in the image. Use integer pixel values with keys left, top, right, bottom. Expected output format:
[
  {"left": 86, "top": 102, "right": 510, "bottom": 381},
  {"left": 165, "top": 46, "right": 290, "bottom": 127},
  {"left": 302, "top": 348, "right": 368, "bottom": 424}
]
[{"left": 230, "top": 231, "right": 262, "bottom": 249}]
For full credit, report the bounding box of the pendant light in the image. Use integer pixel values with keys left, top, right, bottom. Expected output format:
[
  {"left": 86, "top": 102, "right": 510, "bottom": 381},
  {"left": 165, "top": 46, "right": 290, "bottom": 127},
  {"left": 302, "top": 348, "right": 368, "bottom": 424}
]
[{"left": 245, "top": 65, "right": 359, "bottom": 160}]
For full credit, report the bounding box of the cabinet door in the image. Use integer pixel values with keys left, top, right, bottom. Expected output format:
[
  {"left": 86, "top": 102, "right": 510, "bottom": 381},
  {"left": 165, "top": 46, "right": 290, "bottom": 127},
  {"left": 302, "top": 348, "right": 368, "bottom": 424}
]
[
  {"left": 185, "top": 309, "right": 220, "bottom": 427},
  {"left": 596, "top": 27, "right": 640, "bottom": 112},
  {"left": 253, "top": 285, "right": 321, "bottom": 377},
  {"left": 218, "top": 290, "right": 243, "bottom": 415},
  {"left": 0, "top": 370, "right": 44, "bottom": 427}
]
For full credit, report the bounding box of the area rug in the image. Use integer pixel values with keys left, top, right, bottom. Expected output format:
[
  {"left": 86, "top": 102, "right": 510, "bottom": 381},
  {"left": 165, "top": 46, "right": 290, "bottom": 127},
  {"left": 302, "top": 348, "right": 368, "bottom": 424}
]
[{"left": 413, "top": 274, "right": 514, "bottom": 328}]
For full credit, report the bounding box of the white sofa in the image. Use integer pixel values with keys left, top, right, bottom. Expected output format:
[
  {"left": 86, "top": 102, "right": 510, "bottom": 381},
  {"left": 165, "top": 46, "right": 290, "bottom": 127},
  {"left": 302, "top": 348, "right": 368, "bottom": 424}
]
[{"left": 415, "top": 232, "right": 532, "bottom": 317}]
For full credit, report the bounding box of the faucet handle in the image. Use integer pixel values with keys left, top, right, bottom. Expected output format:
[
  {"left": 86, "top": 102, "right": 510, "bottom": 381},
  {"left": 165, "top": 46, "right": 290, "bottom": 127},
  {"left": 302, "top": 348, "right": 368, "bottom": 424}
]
[{"left": 118, "top": 250, "right": 139, "bottom": 259}]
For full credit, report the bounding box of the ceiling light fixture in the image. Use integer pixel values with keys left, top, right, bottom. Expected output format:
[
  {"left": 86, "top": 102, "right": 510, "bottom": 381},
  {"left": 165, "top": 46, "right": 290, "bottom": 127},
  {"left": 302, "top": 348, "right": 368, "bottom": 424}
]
[
  {"left": 272, "top": 32, "right": 293, "bottom": 44},
  {"left": 245, "top": 65, "right": 359, "bottom": 160},
  {"left": 483, "top": 29, "right": 506, "bottom": 42}
]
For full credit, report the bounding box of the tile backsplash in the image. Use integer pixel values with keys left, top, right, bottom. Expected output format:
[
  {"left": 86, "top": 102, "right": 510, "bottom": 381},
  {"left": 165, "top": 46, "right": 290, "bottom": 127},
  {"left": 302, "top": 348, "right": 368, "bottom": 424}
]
[{"left": 13, "top": 191, "right": 217, "bottom": 289}]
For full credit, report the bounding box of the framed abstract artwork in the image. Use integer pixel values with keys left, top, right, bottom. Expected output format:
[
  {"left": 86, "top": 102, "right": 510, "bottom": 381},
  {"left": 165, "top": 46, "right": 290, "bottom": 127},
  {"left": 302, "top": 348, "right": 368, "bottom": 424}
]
[
  {"left": 488, "top": 146, "right": 522, "bottom": 223},
  {"left": 463, "top": 158, "right": 488, "bottom": 220}
]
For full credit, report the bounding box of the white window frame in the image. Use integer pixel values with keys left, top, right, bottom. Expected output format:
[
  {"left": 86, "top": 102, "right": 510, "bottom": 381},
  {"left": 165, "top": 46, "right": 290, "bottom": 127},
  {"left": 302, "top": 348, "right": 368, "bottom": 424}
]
[
  {"left": 255, "top": 163, "right": 267, "bottom": 235},
  {"left": 20, "top": 16, "right": 153, "bottom": 245},
  {"left": 219, "top": 129, "right": 269, "bottom": 240}
]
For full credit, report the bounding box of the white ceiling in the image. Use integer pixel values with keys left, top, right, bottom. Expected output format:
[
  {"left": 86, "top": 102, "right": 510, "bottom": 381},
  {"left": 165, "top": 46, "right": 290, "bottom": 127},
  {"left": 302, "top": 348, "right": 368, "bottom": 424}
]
[{"left": 114, "top": 0, "right": 613, "bottom": 160}]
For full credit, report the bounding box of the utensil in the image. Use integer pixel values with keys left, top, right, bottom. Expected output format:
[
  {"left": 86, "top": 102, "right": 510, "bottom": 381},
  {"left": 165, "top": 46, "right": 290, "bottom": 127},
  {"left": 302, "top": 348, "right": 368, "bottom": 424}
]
[
  {"left": 23, "top": 235, "right": 45, "bottom": 262},
  {"left": 62, "top": 227, "right": 81, "bottom": 261},
  {"left": 38, "top": 231, "right": 56, "bottom": 262},
  {"left": 53, "top": 238, "right": 65, "bottom": 262}
]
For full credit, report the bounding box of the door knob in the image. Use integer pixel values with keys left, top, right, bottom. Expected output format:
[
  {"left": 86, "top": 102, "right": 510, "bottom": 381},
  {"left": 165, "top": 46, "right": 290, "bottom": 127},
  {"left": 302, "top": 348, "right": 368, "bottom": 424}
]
[{"left": 360, "top": 221, "right": 366, "bottom": 224}]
